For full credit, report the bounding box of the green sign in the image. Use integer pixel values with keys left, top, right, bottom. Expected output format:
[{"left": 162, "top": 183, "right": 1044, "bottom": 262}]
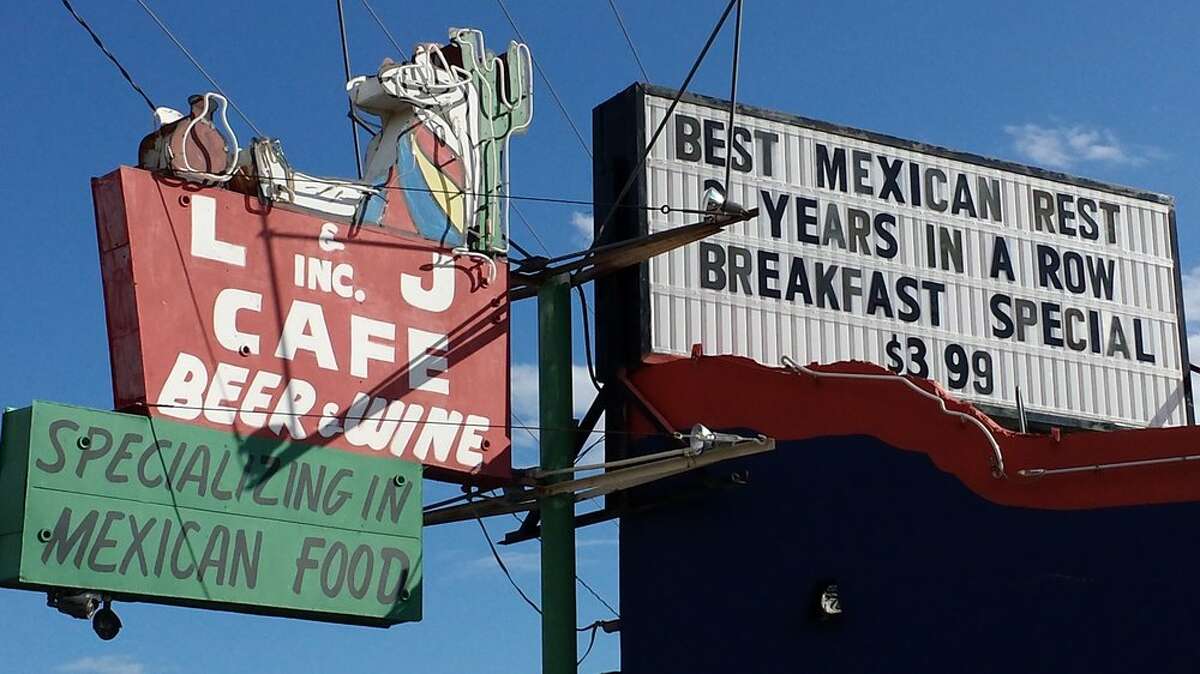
[{"left": 0, "top": 402, "right": 421, "bottom": 626}]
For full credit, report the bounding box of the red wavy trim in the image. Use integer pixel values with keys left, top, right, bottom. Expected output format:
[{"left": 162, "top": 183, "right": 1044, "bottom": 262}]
[{"left": 627, "top": 355, "right": 1200, "bottom": 510}]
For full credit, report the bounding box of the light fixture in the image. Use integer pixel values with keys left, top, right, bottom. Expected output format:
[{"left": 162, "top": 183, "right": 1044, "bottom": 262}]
[
  {"left": 702, "top": 185, "right": 744, "bottom": 217},
  {"left": 816, "top": 582, "right": 842, "bottom": 622},
  {"left": 686, "top": 423, "right": 746, "bottom": 455},
  {"left": 47, "top": 590, "right": 101, "bottom": 620},
  {"left": 92, "top": 600, "right": 122, "bottom": 640},
  {"left": 702, "top": 185, "right": 726, "bottom": 213}
]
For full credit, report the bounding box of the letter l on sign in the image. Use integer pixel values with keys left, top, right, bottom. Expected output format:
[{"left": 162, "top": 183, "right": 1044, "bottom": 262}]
[{"left": 191, "top": 195, "right": 246, "bottom": 266}]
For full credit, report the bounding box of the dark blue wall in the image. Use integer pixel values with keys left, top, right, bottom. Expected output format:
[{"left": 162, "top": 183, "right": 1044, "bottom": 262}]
[{"left": 620, "top": 435, "right": 1200, "bottom": 673}]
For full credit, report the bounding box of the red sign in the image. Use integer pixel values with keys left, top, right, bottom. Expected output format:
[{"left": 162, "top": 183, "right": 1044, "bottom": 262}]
[{"left": 93, "top": 167, "right": 510, "bottom": 482}]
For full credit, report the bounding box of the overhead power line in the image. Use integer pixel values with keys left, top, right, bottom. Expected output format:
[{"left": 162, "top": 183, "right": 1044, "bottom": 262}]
[
  {"left": 335, "top": 0, "right": 364, "bottom": 179},
  {"left": 357, "top": 0, "right": 409, "bottom": 60},
  {"left": 722, "top": 0, "right": 744, "bottom": 192},
  {"left": 592, "top": 0, "right": 740, "bottom": 248},
  {"left": 135, "top": 0, "right": 265, "bottom": 138},
  {"left": 494, "top": 0, "right": 593, "bottom": 159},
  {"left": 511, "top": 203, "right": 554, "bottom": 255},
  {"left": 475, "top": 515, "right": 543, "bottom": 614},
  {"left": 605, "top": 0, "right": 651, "bottom": 82},
  {"left": 126, "top": 168, "right": 707, "bottom": 215},
  {"left": 61, "top": 0, "right": 156, "bottom": 112},
  {"left": 143, "top": 402, "right": 670, "bottom": 438},
  {"left": 577, "top": 574, "right": 619, "bottom": 618}
]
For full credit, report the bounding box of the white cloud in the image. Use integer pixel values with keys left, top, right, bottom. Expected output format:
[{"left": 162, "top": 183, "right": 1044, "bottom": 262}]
[
  {"left": 577, "top": 536, "right": 618, "bottom": 548},
  {"left": 458, "top": 532, "right": 616, "bottom": 580},
  {"left": 1004, "top": 123, "right": 1161, "bottom": 169},
  {"left": 463, "top": 548, "right": 541, "bottom": 576},
  {"left": 570, "top": 211, "right": 594, "bottom": 247},
  {"left": 510, "top": 362, "right": 602, "bottom": 423},
  {"left": 510, "top": 361, "right": 606, "bottom": 469},
  {"left": 1182, "top": 266, "right": 1200, "bottom": 418},
  {"left": 1182, "top": 266, "right": 1200, "bottom": 321},
  {"left": 58, "top": 656, "right": 146, "bottom": 674},
  {"left": 511, "top": 362, "right": 540, "bottom": 426}
]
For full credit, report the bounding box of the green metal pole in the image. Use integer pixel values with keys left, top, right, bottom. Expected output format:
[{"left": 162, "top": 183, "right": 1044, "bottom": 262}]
[{"left": 538, "top": 274, "right": 577, "bottom": 674}]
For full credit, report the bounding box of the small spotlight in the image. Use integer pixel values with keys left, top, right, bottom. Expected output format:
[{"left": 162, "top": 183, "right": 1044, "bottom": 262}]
[
  {"left": 92, "top": 601, "right": 122, "bottom": 641},
  {"left": 686, "top": 423, "right": 746, "bottom": 455},
  {"left": 815, "top": 582, "right": 842, "bottom": 622},
  {"left": 702, "top": 186, "right": 726, "bottom": 213},
  {"left": 688, "top": 423, "right": 715, "bottom": 455},
  {"left": 701, "top": 185, "right": 744, "bottom": 217},
  {"left": 47, "top": 590, "right": 102, "bottom": 620}
]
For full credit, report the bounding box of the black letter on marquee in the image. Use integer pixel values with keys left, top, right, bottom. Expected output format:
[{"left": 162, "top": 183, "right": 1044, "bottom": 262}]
[
  {"left": 896, "top": 277, "right": 920, "bottom": 323},
  {"left": 989, "top": 236, "right": 1015, "bottom": 282},
  {"left": 991, "top": 294, "right": 1014, "bottom": 339},
  {"left": 754, "top": 129, "right": 778, "bottom": 177},
  {"left": 1032, "top": 189, "right": 1056, "bottom": 233},
  {"left": 874, "top": 213, "right": 898, "bottom": 259},
  {"left": 674, "top": 114, "right": 702, "bottom": 161},
  {"left": 784, "top": 256, "right": 812, "bottom": 304},
  {"left": 699, "top": 242, "right": 727, "bottom": 291},
  {"left": 757, "top": 250, "right": 781, "bottom": 299},
  {"left": 816, "top": 143, "right": 847, "bottom": 192},
  {"left": 731, "top": 126, "right": 753, "bottom": 173},
  {"left": 866, "top": 271, "right": 894, "bottom": 318},
  {"left": 878, "top": 156, "right": 905, "bottom": 204},
  {"left": 703, "top": 119, "right": 726, "bottom": 167},
  {"left": 727, "top": 246, "right": 754, "bottom": 295},
  {"left": 951, "top": 174, "right": 977, "bottom": 218},
  {"left": 852, "top": 151, "right": 872, "bottom": 195},
  {"left": 1036, "top": 244, "right": 1063, "bottom": 290},
  {"left": 760, "top": 190, "right": 789, "bottom": 239},
  {"left": 1042, "top": 302, "right": 1064, "bottom": 348},
  {"left": 795, "top": 197, "right": 820, "bottom": 245},
  {"left": 1134, "top": 319, "right": 1156, "bottom": 364},
  {"left": 814, "top": 263, "right": 840, "bottom": 310}
]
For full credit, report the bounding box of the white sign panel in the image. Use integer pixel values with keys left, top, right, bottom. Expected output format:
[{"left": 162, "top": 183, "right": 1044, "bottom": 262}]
[{"left": 629, "top": 88, "right": 1189, "bottom": 428}]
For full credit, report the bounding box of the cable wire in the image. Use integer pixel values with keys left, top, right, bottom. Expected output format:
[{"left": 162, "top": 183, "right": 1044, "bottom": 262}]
[
  {"left": 134, "top": 0, "right": 265, "bottom": 138},
  {"left": 605, "top": 0, "right": 651, "bottom": 82},
  {"left": 576, "top": 284, "right": 602, "bottom": 390},
  {"left": 476, "top": 509, "right": 621, "bottom": 639},
  {"left": 511, "top": 409, "right": 542, "bottom": 447},
  {"left": 508, "top": 237, "right": 536, "bottom": 259},
  {"left": 575, "top": 435, "right": 606, "bottom": 465},
  {"left": 62, "top": 0, "right": 157, "bottom": 112},
  {"left": 592, "top": 0, "right": 738, "bottom": 248},
  {"left": 475, "top": 514, "right": 542, "bottom": 614},
  {"left": 721, "top": 0, "right": 744, "bottom": 193},
  {"left": 494, "top": 0, "right": 593, "bottom": 159},
  {"left": 577, "top": 621, "right": 602, "bottom": 666},
  {"left": 157, "top": 168, "right": 687, "bottom": 213},
  {"left": 336, "top": 0, "right": 364, "bottom": 179},
  {"left": 142, "top": 402, "right": 668, "bottom": 438},
  {"left": 140, "top": 167, "right": 712, "bottom": 217},
  {"left": 357, "top": 0, "right": 409, "bottom": 60},
  {"left": 577, "top": 575, "right": 619, "bottom": 618},
  {"left": 511, "top": 202, "right": 554, "bottom": 254}
]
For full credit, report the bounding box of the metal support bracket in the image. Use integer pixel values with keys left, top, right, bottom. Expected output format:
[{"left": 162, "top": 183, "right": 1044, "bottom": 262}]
[{"left": 424, "top": 435, "right": 775, "bottom": 526}]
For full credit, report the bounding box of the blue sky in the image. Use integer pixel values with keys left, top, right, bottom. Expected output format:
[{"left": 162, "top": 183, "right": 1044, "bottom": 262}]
[{"left": 3, "top": 1, "right": 1200, "bottom": 672}]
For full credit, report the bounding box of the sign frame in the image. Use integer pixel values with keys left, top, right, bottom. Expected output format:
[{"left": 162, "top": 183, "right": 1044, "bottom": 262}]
[
  {"left": 0, "top": 401, "right": 422, "bottom": 627},
  {"left": 92, "top": 166, "right": 512, "bottom": 484},
  {"left": 593, "top": 83, "right": 1193, "bottom": 431}
]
